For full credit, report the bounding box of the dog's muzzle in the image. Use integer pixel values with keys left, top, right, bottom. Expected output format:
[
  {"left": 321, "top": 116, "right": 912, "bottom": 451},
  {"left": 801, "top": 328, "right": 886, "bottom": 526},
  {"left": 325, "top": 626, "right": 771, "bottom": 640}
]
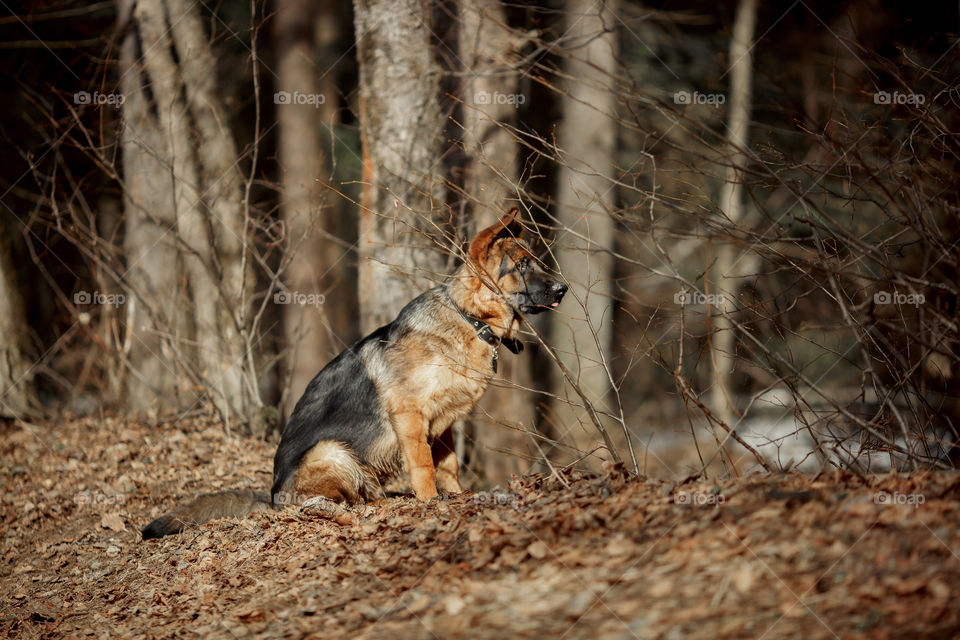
[{"left": 519, "top": 280, "right": 568, "bottom": 314}]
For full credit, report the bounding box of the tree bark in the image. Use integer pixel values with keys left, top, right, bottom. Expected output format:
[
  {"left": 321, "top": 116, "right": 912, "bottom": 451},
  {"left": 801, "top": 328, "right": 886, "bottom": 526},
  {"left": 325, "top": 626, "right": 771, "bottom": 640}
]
[
  {"left": 274, "top": 0, "right": 339, "bottom": 414},
  {"left": 549, "top": 0, "right": 618, "bottom": 463},
  {"left": 708, "top": 0, "right": 759, "bottom": 432},
  {"left": 118, "top": 0, "right": 191, "bottom": 415},
  {"left": 0, "top": 232, "right": 36, "bottom": 417},
  {"left": 353, "top": 0, "right": 448, "bottom": 333},
  {"left": 167, "top": 0, "right": 254, "bottom": 425},
  {"left": 119, "top": 0, "right": 257, "bottom": 426},
  {"left": 460, "top": 0, "right": 518, "bottom": 223}
]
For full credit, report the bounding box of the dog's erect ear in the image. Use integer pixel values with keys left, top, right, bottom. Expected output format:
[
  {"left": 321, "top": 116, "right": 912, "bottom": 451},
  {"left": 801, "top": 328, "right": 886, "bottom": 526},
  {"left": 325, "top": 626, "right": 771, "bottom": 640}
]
[{"left": 469, "top": 207, "right": 523, "bottom": 262}]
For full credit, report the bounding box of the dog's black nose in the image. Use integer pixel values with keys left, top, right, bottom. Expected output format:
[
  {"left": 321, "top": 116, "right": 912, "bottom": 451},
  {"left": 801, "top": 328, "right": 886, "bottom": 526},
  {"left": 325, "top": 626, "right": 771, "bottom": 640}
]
[{"left": 552, "top": 282, "right": 568, "bottom": 298}]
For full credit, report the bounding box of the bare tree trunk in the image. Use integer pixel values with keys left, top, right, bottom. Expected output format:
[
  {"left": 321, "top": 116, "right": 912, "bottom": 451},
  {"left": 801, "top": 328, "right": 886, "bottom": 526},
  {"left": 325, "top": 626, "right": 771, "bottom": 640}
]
[
  {"left": 274, "top": 0, "right": 337, "bottom": 415},
  {"left": 549, "top": 0, "right": 618, "bottom": 463},
  {"left": 168, "top": 0, "right": 255, "bottom": 426},
  {"left": 93, "top": 195, "right": 126, "bottom": 409},
  {"left": 353, "top": 0, "right": 448, "bottom": 333},
  {"left": 118, "top": 0, "right": 191, "bottom": 415},
  {"left": 0, "top": 232, "right": 36, "bottom": 417},
  {"left": 460, "top": 0, "right": 518, "bottom": 223},
  {"left": 459, "top": 0, "right": 534, "bottom": 483},
  {"left": 120, "top": 0, "right": 258, "bottom": 427},
  {"left": 313, "top": 3, "right": 355, "bottom": 345},
  {"left": 708, "top": 0, "right": 759, "bottom": 432}
]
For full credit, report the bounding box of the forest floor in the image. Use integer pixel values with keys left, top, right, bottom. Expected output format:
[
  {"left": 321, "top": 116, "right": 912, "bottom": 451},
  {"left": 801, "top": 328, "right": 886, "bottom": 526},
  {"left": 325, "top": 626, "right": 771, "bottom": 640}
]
[{"left": 2, "top": 416, "right": 960, "bottom": 639}]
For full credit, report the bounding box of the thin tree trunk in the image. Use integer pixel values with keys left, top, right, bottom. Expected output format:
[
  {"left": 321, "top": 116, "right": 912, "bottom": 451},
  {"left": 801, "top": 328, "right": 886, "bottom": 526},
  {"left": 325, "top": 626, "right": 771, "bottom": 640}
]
[
  {"left": 313, "top": 3, "right": 356, "bottom": 347},
  {"left": 353, "top": 0, "right": 448, "bottom": 333},
  {"left": 550, "top": 0, "right": 618, "bottom": 463},
  {"left": 708, "top": 0, "right": 759, "bottom": 432},
  {"left": 459, "top": 0, "right": 535, "bottom": 483},
  {"left": 118, "top": 0, "right": 191, "bottom": 415},
  {"left": 460, "top": 0, "right": 518, "bottom": 223},
  {"left": 0, "top": 232, "right": 36, "bottom": 417},
  {"left": 94, "top": 195, "right": 125, "bottom": 409},
  {"left": 167, "top": 0, "right": 255, "bottom": 426},
  {"left": 274, "top": 0, "right": 337, "bottom": 415}
]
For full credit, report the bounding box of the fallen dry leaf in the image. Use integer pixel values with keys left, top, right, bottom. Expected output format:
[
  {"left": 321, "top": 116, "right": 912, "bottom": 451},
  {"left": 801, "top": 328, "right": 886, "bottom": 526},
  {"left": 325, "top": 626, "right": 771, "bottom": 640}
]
[{"left": 99, "top": 512, "right": 125, "bottom": 532}]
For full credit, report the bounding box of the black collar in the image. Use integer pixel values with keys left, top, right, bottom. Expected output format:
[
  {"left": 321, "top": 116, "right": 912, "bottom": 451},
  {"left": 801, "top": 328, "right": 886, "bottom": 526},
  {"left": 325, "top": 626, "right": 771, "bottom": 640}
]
[
  {"left": 452, "top": 304, "right": 523, "bottom": 355},
  {"left": 457, "top": 308, "right": 501, "bottom": 346}
]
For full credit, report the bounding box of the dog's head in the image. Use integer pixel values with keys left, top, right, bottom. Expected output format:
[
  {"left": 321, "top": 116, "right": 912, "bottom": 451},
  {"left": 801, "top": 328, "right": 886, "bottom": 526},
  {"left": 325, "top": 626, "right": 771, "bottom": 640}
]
[{"left": 468, "top": 207, "right": 567, "bottom": 314}]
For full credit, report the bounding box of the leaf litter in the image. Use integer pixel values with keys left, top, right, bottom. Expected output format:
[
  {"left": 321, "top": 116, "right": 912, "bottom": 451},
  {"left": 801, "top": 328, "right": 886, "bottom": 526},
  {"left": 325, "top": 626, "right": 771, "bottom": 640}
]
[{"left": 2, "top": 416, "right": 960, "bottom": 638}]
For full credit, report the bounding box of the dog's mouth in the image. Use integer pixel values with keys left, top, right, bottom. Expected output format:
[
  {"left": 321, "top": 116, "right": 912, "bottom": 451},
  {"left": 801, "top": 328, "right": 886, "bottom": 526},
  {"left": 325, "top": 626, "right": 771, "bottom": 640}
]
[{"left": 519, "top": 299, "right": 563, "bottom": 314}]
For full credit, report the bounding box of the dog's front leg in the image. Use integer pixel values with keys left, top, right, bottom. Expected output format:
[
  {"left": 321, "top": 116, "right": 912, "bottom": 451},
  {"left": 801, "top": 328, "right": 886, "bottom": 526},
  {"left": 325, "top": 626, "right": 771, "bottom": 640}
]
[
  {"left": 432, "top": 427, "right": 462, "bottom": 495},
  {"left": 394, "top": 411, "right": 439, "bottom": 500}
]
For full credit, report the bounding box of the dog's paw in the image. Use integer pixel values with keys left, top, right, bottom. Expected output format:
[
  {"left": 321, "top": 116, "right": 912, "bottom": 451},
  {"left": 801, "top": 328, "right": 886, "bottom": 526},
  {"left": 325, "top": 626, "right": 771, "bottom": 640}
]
[
  {"left": 438, "top": 487, "right": 463, "bottom": 500},
  {"left": 302, "top": 496, "right": 354, "bottom": 525},
  {"left": 412, "top": 491, "right": 440, "bottom": 503}
]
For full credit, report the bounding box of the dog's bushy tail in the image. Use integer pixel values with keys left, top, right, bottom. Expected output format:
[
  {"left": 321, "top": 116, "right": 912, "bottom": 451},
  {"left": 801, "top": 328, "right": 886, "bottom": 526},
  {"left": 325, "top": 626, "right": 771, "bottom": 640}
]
[{"left": 141, "top": 490, "right": 270, "bottom": 540}]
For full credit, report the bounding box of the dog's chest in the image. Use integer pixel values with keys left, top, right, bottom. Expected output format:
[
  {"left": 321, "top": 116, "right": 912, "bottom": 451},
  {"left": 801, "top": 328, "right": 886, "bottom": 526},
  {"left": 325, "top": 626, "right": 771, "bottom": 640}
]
[
  {"left": 418, "top": 340, "right": 496, "bottom": 423},
  {"left": 428, "top": 339, "right": 493, "bottom": 408},
  {"left": 373, "top": 332, "right": 495, "bottom": 421}
]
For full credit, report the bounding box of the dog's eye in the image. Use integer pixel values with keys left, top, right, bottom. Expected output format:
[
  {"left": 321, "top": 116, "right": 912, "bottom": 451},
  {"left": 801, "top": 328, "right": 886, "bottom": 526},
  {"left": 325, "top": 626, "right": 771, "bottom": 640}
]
[{"left": 516, "top": 259, "right": 529, "bottom": 273}]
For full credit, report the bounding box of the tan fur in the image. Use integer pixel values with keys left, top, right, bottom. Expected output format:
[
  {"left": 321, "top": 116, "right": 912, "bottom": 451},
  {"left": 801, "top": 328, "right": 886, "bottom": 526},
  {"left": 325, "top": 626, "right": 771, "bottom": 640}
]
[
  {"left": 432, "top": 427, "right": 461, "bottom": 494},
  {"left": 293, "top": 441, "right": 380, "bottom": 503}
]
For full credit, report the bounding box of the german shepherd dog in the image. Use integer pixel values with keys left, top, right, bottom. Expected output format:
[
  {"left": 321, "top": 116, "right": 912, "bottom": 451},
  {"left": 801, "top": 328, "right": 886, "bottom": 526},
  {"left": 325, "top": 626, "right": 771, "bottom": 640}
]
[{"left": 142, "top": 209, "right": 567, "bottom": 538}]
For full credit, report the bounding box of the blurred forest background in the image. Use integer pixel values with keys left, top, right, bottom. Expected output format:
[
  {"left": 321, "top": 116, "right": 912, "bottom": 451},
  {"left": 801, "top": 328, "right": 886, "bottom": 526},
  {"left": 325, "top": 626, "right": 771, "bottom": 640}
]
[{"left": 1, "top": 0, "right": 958, "bottom": 486}]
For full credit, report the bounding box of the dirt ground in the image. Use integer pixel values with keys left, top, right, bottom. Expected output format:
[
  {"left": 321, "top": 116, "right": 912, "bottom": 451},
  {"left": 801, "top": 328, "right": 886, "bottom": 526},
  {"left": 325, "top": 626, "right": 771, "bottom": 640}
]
[{"left": 2, "top": 416, "right": 960, "bottom": 639}]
